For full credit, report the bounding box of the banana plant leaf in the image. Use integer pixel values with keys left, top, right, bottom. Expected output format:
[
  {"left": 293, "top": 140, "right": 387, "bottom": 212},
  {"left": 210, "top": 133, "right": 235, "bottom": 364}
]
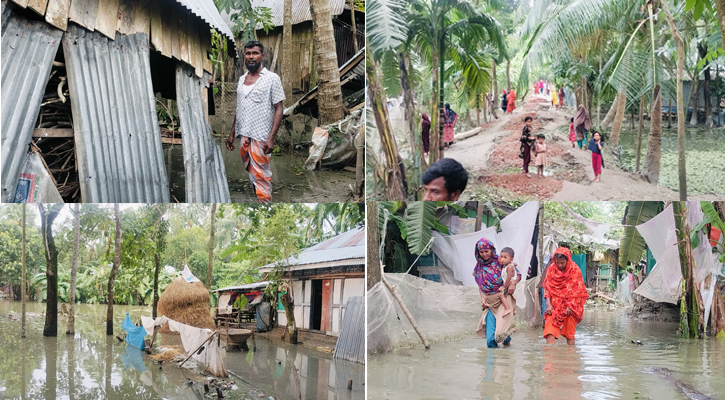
[{"left": 619, "top": 201, "right": 662, "bottom": 267}]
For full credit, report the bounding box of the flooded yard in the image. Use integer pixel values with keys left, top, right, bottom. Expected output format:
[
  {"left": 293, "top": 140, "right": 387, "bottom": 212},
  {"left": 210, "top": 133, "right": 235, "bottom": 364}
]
[
  {"left": 0, "top": 301, "right": 363, "bottom": 400},
  {"left": 367, "top": 310, "right": 724, "bottom": 399},
  {"left": 619, "top": 127, "right": 725, "bottom": 195},
  {"left": 164, "top": 137, "right": 356, "bottom": 203}
]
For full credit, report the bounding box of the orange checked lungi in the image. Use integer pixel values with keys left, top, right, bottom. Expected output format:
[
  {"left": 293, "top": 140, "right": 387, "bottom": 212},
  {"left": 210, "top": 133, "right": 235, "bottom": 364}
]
[{"left": 240, "top": 137, "right": 272, "bottom": 203}]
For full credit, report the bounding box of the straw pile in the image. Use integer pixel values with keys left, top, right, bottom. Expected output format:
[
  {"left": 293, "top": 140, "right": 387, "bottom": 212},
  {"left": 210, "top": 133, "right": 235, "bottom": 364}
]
[
  {"left": 149, "top": 347, "right": 186, "bottom": 361},
  {"left": 157, "top": 277, "right": 215, "bottom": 333}
]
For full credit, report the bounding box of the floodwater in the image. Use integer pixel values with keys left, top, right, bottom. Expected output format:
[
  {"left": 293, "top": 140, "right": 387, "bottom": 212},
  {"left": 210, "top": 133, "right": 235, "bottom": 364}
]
[
  {"left": 0, "top": 301, "right": 362, "bottom": 400},
  {"left": 618, "top": 127, "right": 725, "bottom": 194},
  {"left": 164, "top": 137, "right": 356, "bottom": 203},
  {"left": 367, "top": 310, "right": 725, "bottom": 399}
]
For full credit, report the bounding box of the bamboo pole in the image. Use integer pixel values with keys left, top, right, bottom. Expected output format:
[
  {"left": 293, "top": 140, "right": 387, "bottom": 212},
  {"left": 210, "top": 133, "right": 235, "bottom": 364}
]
[{"left": 381, "top": 274, "right": 430, "bottom": 349}]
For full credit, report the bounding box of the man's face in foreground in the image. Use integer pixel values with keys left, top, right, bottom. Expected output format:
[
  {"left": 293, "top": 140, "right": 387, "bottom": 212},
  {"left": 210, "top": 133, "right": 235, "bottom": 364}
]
[
  {"left": 423, "top": 177, "right": 460, "bottom": 201},
  {"left": 244, "top": 46, "right": 264, "bottom": 72}
]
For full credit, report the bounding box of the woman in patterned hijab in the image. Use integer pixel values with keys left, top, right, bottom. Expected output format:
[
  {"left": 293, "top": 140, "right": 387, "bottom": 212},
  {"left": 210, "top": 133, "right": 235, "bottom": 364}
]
[{"left": 473, "top": 238, "right": 520, "bottom": 347}]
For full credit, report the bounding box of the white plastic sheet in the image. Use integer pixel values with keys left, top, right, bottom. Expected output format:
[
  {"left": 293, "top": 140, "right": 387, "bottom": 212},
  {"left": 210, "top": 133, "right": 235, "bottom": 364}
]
[
  {"left": 688, "top": 201, "right": 715, "bottom": 285},
  {"left": 634, "top": 204, "right": 682, "bottom": 304},
  {"left": 430, "top": 201, "right": 539, "bottom": 310},
  {"left": 304, "top": 127, "right": 328, "bottom": 170},
  {"left": 181, "top": 265, "right": 201, "bottom": 283}
]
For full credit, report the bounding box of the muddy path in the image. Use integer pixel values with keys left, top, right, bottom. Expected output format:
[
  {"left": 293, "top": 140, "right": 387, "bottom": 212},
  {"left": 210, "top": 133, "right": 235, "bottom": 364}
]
[{"left": 448, "top": 94, "right": 724, "bottom": 201}]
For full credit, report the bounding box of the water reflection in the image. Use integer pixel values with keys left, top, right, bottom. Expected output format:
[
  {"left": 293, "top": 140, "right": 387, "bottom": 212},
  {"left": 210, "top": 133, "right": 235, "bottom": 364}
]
[
  {"left": 0, "top": 301, "right": 361, "bottom": 400},
  {"left": 368, "top": 310, "right": 724, "bottom": 399}
]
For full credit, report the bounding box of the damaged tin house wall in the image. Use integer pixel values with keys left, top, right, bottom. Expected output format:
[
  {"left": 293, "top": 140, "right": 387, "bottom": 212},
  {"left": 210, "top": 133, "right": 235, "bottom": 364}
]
[{"left": 0, "top": 0, "right": 234, "bottom": 203}]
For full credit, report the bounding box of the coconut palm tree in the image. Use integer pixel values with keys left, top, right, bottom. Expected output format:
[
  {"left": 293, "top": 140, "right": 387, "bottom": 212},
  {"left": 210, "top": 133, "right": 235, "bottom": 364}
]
[{"left": 309, "top": 0, "right": 344, "bottom": 124}]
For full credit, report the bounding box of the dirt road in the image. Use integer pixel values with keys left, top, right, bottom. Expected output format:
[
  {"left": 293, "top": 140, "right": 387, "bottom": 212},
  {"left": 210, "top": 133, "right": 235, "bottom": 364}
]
[{"left": 448, "top": 94, "right": 724, "bottom": 200}]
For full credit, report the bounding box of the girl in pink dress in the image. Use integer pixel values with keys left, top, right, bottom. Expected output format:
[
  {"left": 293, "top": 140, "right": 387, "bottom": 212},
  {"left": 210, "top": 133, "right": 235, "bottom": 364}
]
[
  {"left": 534, "top": 134, "right": 547, "bottom": 178},
  {"left": 568, "top": 118, "right": 576, "bottom": 147}
]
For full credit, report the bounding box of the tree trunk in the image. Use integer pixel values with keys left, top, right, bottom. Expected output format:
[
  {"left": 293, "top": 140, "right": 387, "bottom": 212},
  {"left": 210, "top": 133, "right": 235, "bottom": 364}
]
[
  {"left": 106, "top": 204, "right": 121, "bottom": 336},
  {"left": 67, "top": 203, "right": 80, "bottom": 335},
  {"left": 492, "top": 61, "right": 498, "bottom": 110},
  {"left": 635, "top": 95, "right": 645, "bottom": 172},
  {"left": 506, "top": 60, "right": 511, "bottom": 91},
  {"left": 668, "top": 97, "right": 672, "bottom": 129},
  {"left": 664, "top": 7, "right": 687, "bottom": 200},
  {"left": 280, "top": 292, "right": 298, "bottom": 343},
  {"left": 689, "top": 68, "right": 700, "bottom": 126},
  {"left": 716, "top": 0, "right": 725, "bottom": 51},
  {"left": 309, "top": 0, "right": 343, "bottom": 124},
  {"left": 366, "top": 202, "right": 381, "bottom": 290},
  {"left": 153, "top": 253, "right": 160, "bottom": 318},
  {"left": 601, "top": 99, "right": 618, "bottom": 128},
  {"left": 348, "top": 0, "right": 358, "bottom": 53},
  {"left": 699, "top": 42, "right": 713, "bottom": 129},
  {"left": 609, "top": 92, "right": 627, "bottom": 151},
  {"left": 642, "top": 86, "right": 662, "bottom": 183},
  {"left": 355, "top": 119, "right": 364, "bottom": 197},
  {"left": 438, "top": 35, "right": 445, "bottom": 160},
  {"left": 282, "top": 0, "right": 293, "bottom": 107},
  {"left": 673, "top": 202, "right": 702, "bottom": 338},
  {"left": 367, "top": 49, "right": 407, "bottom": 200},
  {"left": 206, "top": 203, "right": 216, "bottom": 289},
  {"left": 21, "top": 204, "right": 26, "bottom": 338},
  {"left": 429, "top": 53, "right": 440, "bottom": 164},
  {"left": 39, "top": 204, "right": 61, "bottom": 337},
  {"left": 400, "top": 53, "right": 423, "bottom": 188}
]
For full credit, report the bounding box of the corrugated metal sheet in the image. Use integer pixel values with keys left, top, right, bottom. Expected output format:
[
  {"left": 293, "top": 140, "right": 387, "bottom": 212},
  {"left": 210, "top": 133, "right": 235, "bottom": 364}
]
[
  {"left": 259, "top": 226, "right": 365, "bottom": 270},
  {"left": 333, "top": 296, "right": 364, "bottom": 363},
  {"left": 215, "top": 281, "right": 270, "bottom": 293},
  {"left": 175, "top": 0, "right": 237, "bottom": 56},
  {"left": 1, "top": 4, "right": 64, "bottom": 202},
  {"left": 63, "top": 25, "right": 170, "bottom": 202},
  {"left": 244, "top": 0, "right": 345, "bottom": 28},
  {"left": 176, "top": 64, "right": 231, "bottom": 202}
]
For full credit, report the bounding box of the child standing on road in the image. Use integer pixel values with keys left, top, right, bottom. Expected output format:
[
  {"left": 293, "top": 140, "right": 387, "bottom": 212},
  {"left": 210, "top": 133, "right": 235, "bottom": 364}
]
[
  {"left": 568, "top": 118, "right": 576, "bottom": 148},
  {"left": 534, "top": 134, "right": 547, "bottom": 178}
]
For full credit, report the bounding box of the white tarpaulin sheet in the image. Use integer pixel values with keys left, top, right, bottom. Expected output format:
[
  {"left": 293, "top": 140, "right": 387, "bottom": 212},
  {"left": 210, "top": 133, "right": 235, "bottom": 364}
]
[
  {"left": 633, "top": 204, "right": 682, "bottom": 304},
  {"left": 141, "top": 315, "right": 227, "bottom": 377},
  {"left": 430, "top": 201, "right": 539, "bottom": 310}
]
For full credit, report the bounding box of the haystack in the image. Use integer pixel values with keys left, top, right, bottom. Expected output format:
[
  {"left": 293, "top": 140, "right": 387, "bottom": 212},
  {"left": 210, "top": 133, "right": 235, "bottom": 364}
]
[{"left": 157, "top": 277, "right": 215, "bottom": 334}]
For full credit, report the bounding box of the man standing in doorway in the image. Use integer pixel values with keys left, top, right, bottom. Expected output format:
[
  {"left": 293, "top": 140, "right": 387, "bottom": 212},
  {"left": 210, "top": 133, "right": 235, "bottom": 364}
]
[{"left": 226, "top": 40, "right": 285, "bottom": 203}]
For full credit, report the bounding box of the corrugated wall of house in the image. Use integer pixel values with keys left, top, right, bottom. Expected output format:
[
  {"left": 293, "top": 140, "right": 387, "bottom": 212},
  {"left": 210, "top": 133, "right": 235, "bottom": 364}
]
[
  {"left": 63, "top": 25, "right": 170, "bottom": 202},
  {"left": 175, "top": 64, "right": 231, "bottom": 202},
  {"left": 1, "top": 4, "right": 64, "bottom": 202}
]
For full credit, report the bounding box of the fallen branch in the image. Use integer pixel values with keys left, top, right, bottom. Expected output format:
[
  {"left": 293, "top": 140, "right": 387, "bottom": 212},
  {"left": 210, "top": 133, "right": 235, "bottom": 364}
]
[
  {"left": 381, "top": 274, "right": 430, "bottom": 349},
  {"left": 455, "top": 127, "right": 483, "bottom": 141}
]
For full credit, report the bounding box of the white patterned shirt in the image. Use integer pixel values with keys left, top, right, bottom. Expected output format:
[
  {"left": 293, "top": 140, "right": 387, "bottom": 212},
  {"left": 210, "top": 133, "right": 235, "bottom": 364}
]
[{"left": 235, "top": 67, "right": 285, "bottom": 143}]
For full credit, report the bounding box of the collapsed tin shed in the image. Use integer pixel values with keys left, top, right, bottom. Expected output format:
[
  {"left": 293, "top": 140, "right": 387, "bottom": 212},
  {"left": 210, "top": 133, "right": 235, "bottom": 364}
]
[{"left": 1, "top": 0, "right": 234, "bottom": 203}]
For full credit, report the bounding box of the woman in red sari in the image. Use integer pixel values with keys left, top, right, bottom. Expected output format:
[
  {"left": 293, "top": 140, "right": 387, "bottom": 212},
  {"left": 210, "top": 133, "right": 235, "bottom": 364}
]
[
  {"left": 543, "top": 247, "right": 588, "bottom": 345},
  {"left": 506, "top": 89, "right": 516, "bottom": 114}
]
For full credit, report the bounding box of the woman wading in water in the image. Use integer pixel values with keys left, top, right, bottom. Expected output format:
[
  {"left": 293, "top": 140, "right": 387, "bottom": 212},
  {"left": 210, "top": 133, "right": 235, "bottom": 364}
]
[{"left": 474, "top": 238, "right": 520, "bottom": 348}]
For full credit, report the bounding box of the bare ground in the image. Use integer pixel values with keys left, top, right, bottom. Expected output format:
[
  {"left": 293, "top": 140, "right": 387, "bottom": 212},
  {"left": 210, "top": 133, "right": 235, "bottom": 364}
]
[{"left": 447, "top": 94, "right": 725, "bottom": 201}]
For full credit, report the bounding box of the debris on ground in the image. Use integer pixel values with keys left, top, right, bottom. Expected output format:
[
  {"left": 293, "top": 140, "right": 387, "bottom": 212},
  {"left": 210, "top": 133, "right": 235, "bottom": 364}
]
[
  {"left": 482, "top": 173, "right": 563, "bottom": 198},
  {"left": 149, "top": 347, "right": 186, "bottom": 361}
]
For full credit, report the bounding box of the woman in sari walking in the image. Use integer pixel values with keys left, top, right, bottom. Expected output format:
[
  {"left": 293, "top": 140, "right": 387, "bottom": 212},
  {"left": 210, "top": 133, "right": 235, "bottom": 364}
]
[
  {"left": 421, "top": 113, "right": 431, "bottom": 156},
  {"left": 507, "top": 89, "right": 516, "bottom": 114},
  {"left": 443, "top": 103, "right": 457, "bottom": 150},
  {"left": 573, "top": 104, "right": 591, "bottom": 149},
  {"left": 543, "top": 247, "right": 589, "bottom": 345},
  {"left": 474, "top": 238, "right": 521, "bottom": 348}
]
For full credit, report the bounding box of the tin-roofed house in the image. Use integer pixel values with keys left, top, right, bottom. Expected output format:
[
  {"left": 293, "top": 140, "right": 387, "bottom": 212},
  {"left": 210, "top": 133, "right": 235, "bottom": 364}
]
[
  {"left": 1, "top": 0, "right": 233, "bottom": 203},
  {"left": 258, "top": 226, "right": 365, "bottom": 337}
]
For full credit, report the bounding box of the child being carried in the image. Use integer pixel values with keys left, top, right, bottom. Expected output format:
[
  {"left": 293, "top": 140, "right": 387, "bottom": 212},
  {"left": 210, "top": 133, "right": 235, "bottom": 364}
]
[{"left": 498, "top": 247, "right": 520, "bottom": 316}]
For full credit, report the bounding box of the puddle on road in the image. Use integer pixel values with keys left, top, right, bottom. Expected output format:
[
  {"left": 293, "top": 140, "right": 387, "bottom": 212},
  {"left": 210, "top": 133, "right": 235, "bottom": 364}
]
[
  {"left": 0, "top": 301, "right": 363, "bottom": 400},
  {"left": 164, "top": 137, "right": 356, "bottom": 203},
  {"left": 368, "top": 310, "right": 725, "bottom": 399}
]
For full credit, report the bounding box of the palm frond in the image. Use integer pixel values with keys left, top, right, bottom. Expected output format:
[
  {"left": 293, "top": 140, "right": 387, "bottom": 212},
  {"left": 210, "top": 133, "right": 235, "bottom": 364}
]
[{"left": 367, "top": 0, "right": 409, "bottom": 59}]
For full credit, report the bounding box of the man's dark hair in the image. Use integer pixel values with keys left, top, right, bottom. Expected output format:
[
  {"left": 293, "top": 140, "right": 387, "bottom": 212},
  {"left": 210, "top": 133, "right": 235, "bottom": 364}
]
[
  {"left": 243, "top": 40, "right": 264, "bottom": 53},
  {"left": 422, "top": 158, "right": 468, "bottom": 196},
  {"left": 524, "top": 116, "right": 533, "bottom": 122},
  {"left": 501, "top": 247, "right": 515, "bottom": 258}
]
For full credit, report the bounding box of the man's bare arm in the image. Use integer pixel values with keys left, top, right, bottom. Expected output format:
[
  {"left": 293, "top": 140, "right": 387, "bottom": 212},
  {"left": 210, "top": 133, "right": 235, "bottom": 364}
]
[{"left": 264, "top": 102, "right": 284, "bottom": 153}]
